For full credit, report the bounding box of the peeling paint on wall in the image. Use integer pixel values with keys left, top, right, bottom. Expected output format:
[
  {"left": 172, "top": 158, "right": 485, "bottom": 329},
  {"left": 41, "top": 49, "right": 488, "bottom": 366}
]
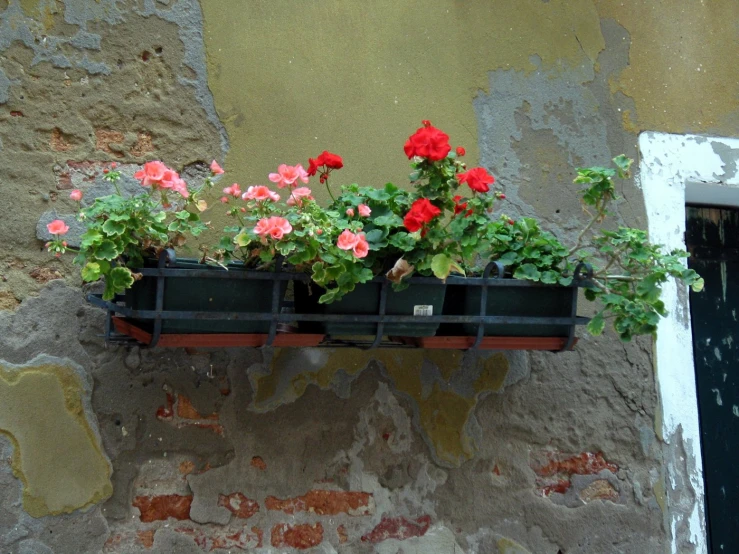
[
  {"left": 251, "top": 349, "right": 525, "bottom": 466},
  {"left": 0, "top": 355, "right": 112, "bottom": 517}
]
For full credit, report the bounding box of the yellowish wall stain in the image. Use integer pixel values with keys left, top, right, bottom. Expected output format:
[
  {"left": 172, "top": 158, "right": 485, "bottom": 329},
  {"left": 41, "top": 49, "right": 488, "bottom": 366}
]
[
  {"left": 257, "top": 349, "right": 510, "bottom": 465},
  {"left": 201, "top": 0, "right": 603, "bottom": 204},
  {"left": 596, "top": 0, "right": 739, "bottom": 134},
  {"left": 0, "top": 361, "right": 113, "bottom": 517}
]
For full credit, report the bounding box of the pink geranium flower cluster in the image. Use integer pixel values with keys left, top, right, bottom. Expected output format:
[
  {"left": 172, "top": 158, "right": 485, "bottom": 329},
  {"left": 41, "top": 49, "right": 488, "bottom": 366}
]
[
  {"left": 243, "top": 185, "right": 280, "bottom": 202},
  {"left": 269, "top": 164, "right": 309, "bottom": 189},
  {"left": 336, "top": 229, "right": 369, "bottom": 259},
  {"left": 254, "top": 216, "right": 292, "bottom": 240},
  {"left": 134, "top": 161, "right": 190, "bottom": 198}
]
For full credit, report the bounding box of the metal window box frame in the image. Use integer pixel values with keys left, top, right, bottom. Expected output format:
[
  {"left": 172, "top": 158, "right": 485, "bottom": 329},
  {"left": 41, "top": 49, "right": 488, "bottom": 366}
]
[{"left": 87, "top": 249, "right": 593, "bottom": 351}]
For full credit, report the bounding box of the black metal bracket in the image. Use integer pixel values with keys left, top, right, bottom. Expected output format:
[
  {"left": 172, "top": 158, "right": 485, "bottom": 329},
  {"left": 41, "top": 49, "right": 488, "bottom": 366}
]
[{"left": 88, "top": 260, "right": 593, "bottom": 352}]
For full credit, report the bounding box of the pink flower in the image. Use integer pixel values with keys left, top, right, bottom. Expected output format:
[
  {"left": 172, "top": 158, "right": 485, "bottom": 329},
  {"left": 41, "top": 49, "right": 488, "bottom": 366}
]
[
  {"left": 243, "top": 185, "right": 279, "bottom": 202},
  {"left": 346, "top": 208, "right": 355, "bottom": 217},
  {"left": 134, "top": 161, "right": 168, "bottom": 187},
  {"left": 358, "top": 204, "right": 371, "bottom": 217},
  {"left": 70, "top": 189, "right": 83, "bottom": 201},
  {"left": 47, "top": 219, "right": 69, "bottom": 236},
  {"left": 220, "top": 196, "right": 229, "bottom": 203},
  {"left": 210, "top": 160, "right": 224, "bottom": 175},
  {"left": 337, "top": 229, "right": 359, "bottom": 251},
  {"left": 223, "top": 183, "right": 242, "bottom": 197},
  {"left": 337, "top": 229, "right": 370, "bottom": 257},
  {"left": 161, "top": 170, "right": 189, "bottom": 198},
  {"left": 268, "top": 164, "right": 310, "bottom": 189},
  {"left": 254, "top": 216, "right": 293, "bottom": 240},
  {"left": 286, "top": 187, "right": 314, "bottom": 206},
  {"left": 352, "top": 232, "right": 369, "bottom": 258}
]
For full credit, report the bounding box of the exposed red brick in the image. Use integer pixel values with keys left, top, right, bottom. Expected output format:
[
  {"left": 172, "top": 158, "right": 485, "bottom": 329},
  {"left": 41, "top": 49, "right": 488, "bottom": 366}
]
[
  {"left": 50, "top": 128, "right": 73, "bottom": 151},
  {"left": 191, "top": 422, "right": 225, "bottom": 435},
  {"left": 265, "top": 490, "right": 373, "bottom": 516},
  {"left": 136, "top": 530, "right": 156, "bottom": 548},
  {"left": 252, "top": 527, "right": 264, "bottom": 548},
  {"left": 95, "top": 129, "right": 125, "bottom": 157},
  {"left": 541, "top": 479, "right": 571, "bottom": 496},
  {"left": 133, "top": 494, "right": 192, "bottom": 522},
  {"left": 130, "top": 131, "right": 154, "bottom": 157},
  {"left": 271, "top": 523, "right": 323, "bottom": 550},
  {"left": 177, "top": 395, "right": 219, "bottom": 420},
  {"left": 10, "top": 110, "right": 23, "bottom": 117},
  {"left": 250, "top": 456, "right": 267, "bottom": 470},
  {"left": 103, "top": 533, "right": 122, "bottom": 550},
  {"left": 29, "top": 267, "right": 63, "bottom": 284},
  {"left": 579, "top": 479, "right": 619, "bottom": 503},
  {"left": 218, "top": 493, "right": 259, "bottom": 519},
  {"left": 534, "top": 452, "right": 618, "bottom": 478},
  {"left": 177, "top": 527, "right": 262, "bottom": 551},
  {"left": 179, "top": 460, "right": 196, "bottom": 475},
  {"left": 156, "top": 392, "right": 174, "bottom": 421},
  {"left": 361, "top": 515, "right": 431, "bottom": 544},
  {"left": 492, "top": 464, "right": 501, "bottom": 476},
  {"left": 337, "top": 525, "right": 348, "bottom": 544}
]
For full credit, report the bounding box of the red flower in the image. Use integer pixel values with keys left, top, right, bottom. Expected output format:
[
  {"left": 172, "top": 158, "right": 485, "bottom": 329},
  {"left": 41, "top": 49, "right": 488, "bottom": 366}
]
[
  {"left": 456, "top": 146, "right": 466, "bottom": 157},
  {"left": 403, "top": 124, "right": 451, "bottom": 161},
  {"left": 403, "top": 198, "right": 441, "bottom": 232},
  {"left": 453, "top": 195, "right": 468, "bottom": 215},
  {"left": 307, "top": 150, "right": 343, "bottom": 176},
  {"left": 458, "top": 167, "right": 495, "bottom": 193}
]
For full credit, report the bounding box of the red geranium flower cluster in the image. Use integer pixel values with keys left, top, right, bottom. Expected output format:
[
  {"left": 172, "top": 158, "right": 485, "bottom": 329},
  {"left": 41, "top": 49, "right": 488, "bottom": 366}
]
[
  {"left": 457, "top": 167, "right": 495, "bottom": 193},
  {"left": 307, "top": 150, "right": 343, "bottom": 184},
  {"left": 403, "top": 198, "right": 441, "bottom": 233},
  {"left": 403, "top": 121, "right": 451, "bottom": 161},
  {"left": 453, "top": 195, "right": 473, "bottom": 218}
]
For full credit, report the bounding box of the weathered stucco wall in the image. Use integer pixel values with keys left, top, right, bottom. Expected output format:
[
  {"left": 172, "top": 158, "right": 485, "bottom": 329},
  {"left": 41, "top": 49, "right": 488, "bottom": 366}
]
[{"left": 1, "top": 0, "right": 735, "bottom": 552}]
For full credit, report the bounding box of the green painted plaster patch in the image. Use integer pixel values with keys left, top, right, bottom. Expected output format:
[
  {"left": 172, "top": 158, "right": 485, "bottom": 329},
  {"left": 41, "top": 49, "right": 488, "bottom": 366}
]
[
  {"left": 0, "top": 358, "right": 112, "bottom": 517},
  {"left": 498, "top": 537, "right": 533, "bottom": 554},
  {"left": 201, "top": 0, "right": 603, "bottom": 213},
  {"left": 256, "top": 349, "right": 510, "bottom": 466}
]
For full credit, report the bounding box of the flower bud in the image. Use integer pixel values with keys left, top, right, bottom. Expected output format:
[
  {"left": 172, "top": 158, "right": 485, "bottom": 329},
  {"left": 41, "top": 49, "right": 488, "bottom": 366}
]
[
  {"left": 316, "top": 229, "right": 323, "bottom": 235},
  {"left": 346, "top": 208, "right": 355, "bottom": 217},
  {"left": 456, "top": 146, "right": 466, "bottom": 156}
]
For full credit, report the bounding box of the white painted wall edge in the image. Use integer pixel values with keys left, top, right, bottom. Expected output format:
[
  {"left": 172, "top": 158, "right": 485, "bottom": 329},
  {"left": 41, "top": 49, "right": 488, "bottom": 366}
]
[{"left": 638, "top": 131, "right": 739, "bottom": 554}]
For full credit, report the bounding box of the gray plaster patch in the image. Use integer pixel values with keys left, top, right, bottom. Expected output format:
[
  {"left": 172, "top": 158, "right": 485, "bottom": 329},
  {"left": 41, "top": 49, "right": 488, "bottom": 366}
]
[
  {"left": 135, "top": 0, "right": 229, "bottom": 154},
  {"left": 711, "top": 140, "right": 739, "bottom": 182},
  {"left": 473, "top": 55, "right": 606, "bottom": 217},
  {"left": 0, "top": 3, "right": 112, "bottom": 74},
  {"left": 0, "top": 67, "right": 11, "bottom": 103}
]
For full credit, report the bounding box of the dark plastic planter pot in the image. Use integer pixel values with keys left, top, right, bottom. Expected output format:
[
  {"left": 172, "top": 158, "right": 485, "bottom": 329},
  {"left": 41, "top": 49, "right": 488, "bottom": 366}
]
[
  {"left": 125, "top": 259, "right": 282, "bottom": 334},
  {"left": 294, "top": 281, "right": 446, "bottom": 337},
  {"left": 440, "top": 282, "right": 575, "bottom": 337}
]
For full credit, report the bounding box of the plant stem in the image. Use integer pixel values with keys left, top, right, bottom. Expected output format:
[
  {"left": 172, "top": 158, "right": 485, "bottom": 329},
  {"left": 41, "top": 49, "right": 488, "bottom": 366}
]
[
  {"left": 324, "top": 173, "right": 337, "bottom": 203},
  {"left": 568, "top": 208, "right": 603, "bottom": 257}
]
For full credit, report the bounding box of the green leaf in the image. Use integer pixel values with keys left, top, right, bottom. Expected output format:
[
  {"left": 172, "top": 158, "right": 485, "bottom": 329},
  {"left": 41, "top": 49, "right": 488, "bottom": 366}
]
[
  {"left": 691, "top": 277, "right": 705, "bottom": 292},
  {"left": 497, "top": 251, "right": 518, "bottom": 266},
  {"left": 364, "top": 229, "right": 385, "bottom": 244},
  {"left": 102, "top": 267, "right": 134, "bottom": 300},
  {"left": 430, "top": 253, "right": 453, "bottom": 280},
  {"left": 95, "top": 240, "right": 120, "bottom": 261},
  {"left": 102, "top": 219, "right": 126, "bottom": 236},
  {"left": 513, "top": 263, "right": 541, "bottom": 281},
  {"left": 234, "top": 232, "right": 251, "bottom": 247},
  {"left": 81, "top": 262, "right": 101, "bottom": 282},
  {"left": 540, "top": 270, "right": 558, "bottom": 284},
  {"left": 587, "top": 313, "right": 606, "bottom": 336}
]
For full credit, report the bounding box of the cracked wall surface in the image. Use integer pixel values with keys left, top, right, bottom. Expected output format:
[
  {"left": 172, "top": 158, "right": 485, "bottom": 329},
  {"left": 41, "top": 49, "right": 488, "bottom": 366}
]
[{"left": 1, "top": 0, "right": 734, "bottom": 552}]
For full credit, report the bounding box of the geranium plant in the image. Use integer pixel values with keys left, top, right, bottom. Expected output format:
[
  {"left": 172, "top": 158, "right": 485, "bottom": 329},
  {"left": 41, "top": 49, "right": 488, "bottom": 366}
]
[
  {"left": 47, "top": 121, "right": 703, "bottom": 342},
  {"left": 45, "top": 160, "right": 222, "bottom": 300}
]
